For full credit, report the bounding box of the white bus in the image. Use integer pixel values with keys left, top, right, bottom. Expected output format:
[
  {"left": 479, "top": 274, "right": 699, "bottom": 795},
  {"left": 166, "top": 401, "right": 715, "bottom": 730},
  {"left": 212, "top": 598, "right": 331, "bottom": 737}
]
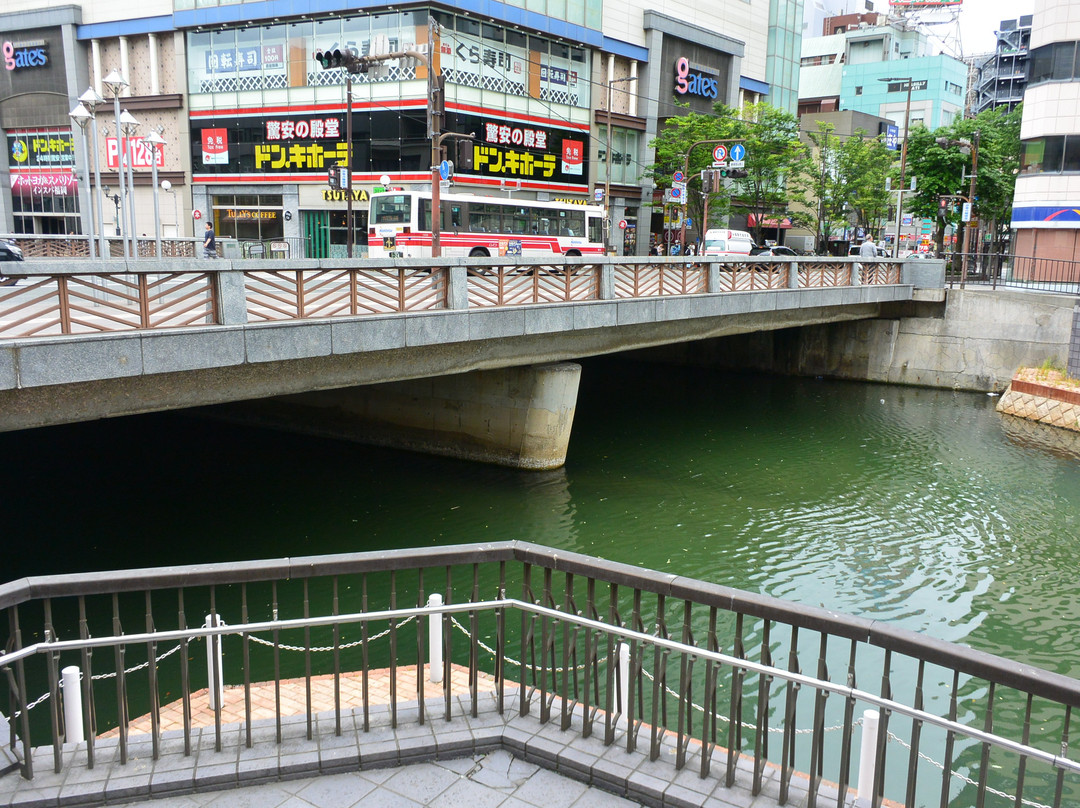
[{"left": 367, "top": 190, "right": 605, "bottom": 258}]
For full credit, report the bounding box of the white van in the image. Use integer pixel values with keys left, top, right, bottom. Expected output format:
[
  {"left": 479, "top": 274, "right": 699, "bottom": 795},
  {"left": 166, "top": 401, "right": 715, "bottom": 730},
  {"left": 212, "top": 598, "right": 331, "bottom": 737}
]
[{"left": 702, "top": 229, "right": 754, "bottom": 256}]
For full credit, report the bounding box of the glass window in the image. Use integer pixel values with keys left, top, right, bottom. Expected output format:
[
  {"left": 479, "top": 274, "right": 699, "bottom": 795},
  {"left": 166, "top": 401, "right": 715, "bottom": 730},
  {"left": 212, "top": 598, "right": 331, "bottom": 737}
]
[
  {"left": 372, "top": 194, "right": 412, "bottom": 224},
  {"left": 1044, "top": 135, "right": 1066, "bottom": 172},
  {"left": 1064, "top": 135, "right": 1080, "bottom": 172},
  {"left": 1020, "top": 139, "right": 1044, "bottom": 173},
  {"left": 1052, "top": 41, "right": 1076, "bottom": 81}
]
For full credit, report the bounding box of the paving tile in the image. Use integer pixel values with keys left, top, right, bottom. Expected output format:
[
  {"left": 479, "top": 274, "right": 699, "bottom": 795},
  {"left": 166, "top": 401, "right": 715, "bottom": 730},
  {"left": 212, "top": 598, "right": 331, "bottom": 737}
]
[
  {"left": 291, "top": 772, "right": 377, "bottom": 807},
  {"left": 510, "top": 766, "right": 590, "bottom": 808},
  {"left": 379, "top": 761, "right": 460, "bottom": 803}
]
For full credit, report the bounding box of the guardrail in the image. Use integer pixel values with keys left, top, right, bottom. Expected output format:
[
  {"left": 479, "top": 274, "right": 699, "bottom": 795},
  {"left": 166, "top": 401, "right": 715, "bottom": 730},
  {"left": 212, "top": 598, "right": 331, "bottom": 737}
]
[
  {"left": 0, "top": 256, "right": 911, "bottom": 341},
  {"left": 946, "top": 253, "right": 1080, "bottom": 295},
  {"left": 2, "top": 541, "right": 1077, "bottom": 807}
]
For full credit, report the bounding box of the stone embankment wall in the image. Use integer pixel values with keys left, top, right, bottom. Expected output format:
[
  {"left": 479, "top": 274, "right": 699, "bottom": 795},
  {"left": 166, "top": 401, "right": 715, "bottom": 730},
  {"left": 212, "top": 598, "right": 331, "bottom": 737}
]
[
  {"left": 996, "top": 376, "right": 1080, "bottom": 433},
  {"left": 654, "top": 289, "right": 1077, "bottom": 394}
]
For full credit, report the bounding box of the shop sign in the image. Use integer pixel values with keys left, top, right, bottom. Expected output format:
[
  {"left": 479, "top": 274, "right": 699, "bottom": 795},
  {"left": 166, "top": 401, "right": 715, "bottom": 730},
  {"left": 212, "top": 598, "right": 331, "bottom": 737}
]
[
  {"left": 323, "top": 189, "right": 370, "bottom": 202},
  {"left": 11, "top": 172, "right": 75, "bottom": 196},
  {"left": 441, "top": 31, "right": 578, "bottom": 95},
  {"left": 266, "top": 117, "right": 341, "bottom": 141},
  {"left": 221, "top": 208, "right": 279, "bottom": 222},
  {"left": 553, "top": 197, "right": 588, "bottom": 206},
  {"left": 3, "top": 39, "right": 49, "bottom": 71},
  {"left": 464, "top": 114, "right": 587, "bottom": 185},
  {"left": 8, "top": 131, "right": 73, "bottom": 168},
  {"left": 202, "top": 128, "right": 229, "bottom": 165},
  {"left": 204, "top": 44, "right": 285, "bottom": 73},
  {"left": 674, "top": 57, "right": 718, "bottom": 100},
  {"left": 105, "top": 137, "right": 165, "bottom": 169}
]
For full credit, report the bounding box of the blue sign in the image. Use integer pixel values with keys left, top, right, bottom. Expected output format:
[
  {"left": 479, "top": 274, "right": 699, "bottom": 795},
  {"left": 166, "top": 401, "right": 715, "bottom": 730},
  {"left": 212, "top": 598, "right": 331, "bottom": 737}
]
[
  {"left": 729, "top": 143, "right": 746, "bottom": 162},
  {"left": 440, "top": 159, "right": 452, "bottom": 180},
  {"left": 886, "top": 125, "right": 899, "bottom": 151}
]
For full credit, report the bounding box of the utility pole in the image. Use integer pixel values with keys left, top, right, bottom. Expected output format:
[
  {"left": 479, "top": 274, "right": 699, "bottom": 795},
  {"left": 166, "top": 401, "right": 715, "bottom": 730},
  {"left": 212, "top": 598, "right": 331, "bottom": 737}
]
[{"left": 428, "top": 18, "right": 444, "bottom": 258}]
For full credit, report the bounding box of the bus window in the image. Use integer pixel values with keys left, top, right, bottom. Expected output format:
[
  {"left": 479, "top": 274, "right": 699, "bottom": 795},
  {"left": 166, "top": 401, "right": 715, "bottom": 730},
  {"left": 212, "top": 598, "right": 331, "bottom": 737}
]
[
  {"left": 450, "top": 204, "right": 463, "bottom": 230},
  {"left": 420, "top": 199, "right": 432, "bottom": 231},
  {"left": 587, "top": 215, "right": 602, "bottom": 245},
  {"left": 509, "top": 207, "right": 529, "bottom": 235},
  {"left": 372, "top": 194, "right": 411, "bottom": 225},
  {"left": 472, "top": 203, "right": 501, "bottom": 233}
]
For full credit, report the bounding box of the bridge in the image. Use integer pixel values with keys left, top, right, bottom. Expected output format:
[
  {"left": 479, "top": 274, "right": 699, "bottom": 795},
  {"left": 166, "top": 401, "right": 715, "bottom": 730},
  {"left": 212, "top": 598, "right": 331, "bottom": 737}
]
[{"left": 0, "top": 255, "right": 938, "bottom": 468}]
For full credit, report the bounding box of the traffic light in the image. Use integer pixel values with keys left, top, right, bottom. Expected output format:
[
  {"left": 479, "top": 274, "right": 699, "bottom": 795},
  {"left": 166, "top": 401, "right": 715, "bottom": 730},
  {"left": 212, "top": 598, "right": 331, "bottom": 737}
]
[
  {"left": 718, "top": 168, "right": 748, "bottom": 179},
  {"left": 700, "top": 169, "right": 715, "bottom": 193},
  {"left": 314, "top": 47, "right": 366, "bottom": 74},
  {"left": 938, "top": 196, "right": 949, "bottom": 218},
  {"left": 328, "top": 163, "right": 339, "bottom": 190},
  {"left": 456, "top": 139, "right": 474, "bottom": 171}
]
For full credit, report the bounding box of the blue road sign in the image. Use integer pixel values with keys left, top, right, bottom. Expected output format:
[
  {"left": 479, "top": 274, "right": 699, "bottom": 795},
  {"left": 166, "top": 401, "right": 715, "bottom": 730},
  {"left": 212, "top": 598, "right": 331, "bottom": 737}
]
[
  {"left": 729, "top": 144, "right": 746, "bottom": 162},
  {"left": 439, "top": 159, "right": 452, "bottom": 180},
  {"left": 885, "top": 125, "right": 899, "bottom": 151}
]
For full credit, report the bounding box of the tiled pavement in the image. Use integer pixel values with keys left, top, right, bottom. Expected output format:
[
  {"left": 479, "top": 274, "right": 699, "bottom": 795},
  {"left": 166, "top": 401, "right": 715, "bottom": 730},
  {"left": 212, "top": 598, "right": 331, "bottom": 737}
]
[{"left": 1, "top": 689, "right": 862, "bottom": 808}]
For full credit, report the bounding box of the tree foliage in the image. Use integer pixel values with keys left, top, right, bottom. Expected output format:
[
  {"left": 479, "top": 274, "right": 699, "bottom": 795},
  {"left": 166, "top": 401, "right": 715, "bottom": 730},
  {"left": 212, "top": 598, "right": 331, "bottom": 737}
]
[{"left": 646, "top": 102, "right": 811, "bottom": 245}]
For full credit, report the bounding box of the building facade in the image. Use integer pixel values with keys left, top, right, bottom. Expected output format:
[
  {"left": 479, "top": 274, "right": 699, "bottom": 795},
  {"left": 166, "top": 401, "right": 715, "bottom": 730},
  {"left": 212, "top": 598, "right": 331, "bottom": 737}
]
[
  {"left": 971, "top": 16, "right": 1031, "bottom": 116},
  {"left": 1011, "top": 0, "right": 1080, "bottom": 264},
  {"left": 1, "top": 0, "right": 801, "bottom": 255}
]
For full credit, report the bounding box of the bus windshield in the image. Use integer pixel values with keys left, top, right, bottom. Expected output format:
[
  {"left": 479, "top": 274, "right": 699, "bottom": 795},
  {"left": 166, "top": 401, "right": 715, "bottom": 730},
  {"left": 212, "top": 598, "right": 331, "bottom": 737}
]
[{"left": 371, "top": 194, "right": 412, "bottom": 225}]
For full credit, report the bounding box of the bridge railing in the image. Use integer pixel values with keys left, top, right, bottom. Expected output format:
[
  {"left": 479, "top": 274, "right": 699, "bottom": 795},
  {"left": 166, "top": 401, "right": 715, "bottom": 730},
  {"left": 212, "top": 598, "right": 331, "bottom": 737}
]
[
  {"left": 1, "top": 541, "right": 1077, "bottom": 808},
  {"left": 0, "top": 256, "right": 917, "bottom": 342}
]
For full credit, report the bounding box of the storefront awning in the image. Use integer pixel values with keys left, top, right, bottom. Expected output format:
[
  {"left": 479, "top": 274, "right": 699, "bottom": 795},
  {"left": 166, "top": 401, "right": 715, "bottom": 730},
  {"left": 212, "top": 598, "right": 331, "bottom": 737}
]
[{"left": 747, "top": 214, "right": 792, "bottom": 229}]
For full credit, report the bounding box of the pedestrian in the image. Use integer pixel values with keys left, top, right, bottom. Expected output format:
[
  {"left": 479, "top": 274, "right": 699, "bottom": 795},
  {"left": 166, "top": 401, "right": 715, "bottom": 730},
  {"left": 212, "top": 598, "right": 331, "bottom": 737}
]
[
  {"left": 203, "top": 221, "right": 217, "bottom": 259},
  {"left": 858, "top": 234, "right": 878, "bottom": 259}
]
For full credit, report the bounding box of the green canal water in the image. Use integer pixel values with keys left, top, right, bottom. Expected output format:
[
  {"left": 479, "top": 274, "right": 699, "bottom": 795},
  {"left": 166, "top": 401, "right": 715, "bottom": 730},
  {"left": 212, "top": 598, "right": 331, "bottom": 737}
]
[{"left": 3, "top": 358, "right": 1080, "bottom": 804}]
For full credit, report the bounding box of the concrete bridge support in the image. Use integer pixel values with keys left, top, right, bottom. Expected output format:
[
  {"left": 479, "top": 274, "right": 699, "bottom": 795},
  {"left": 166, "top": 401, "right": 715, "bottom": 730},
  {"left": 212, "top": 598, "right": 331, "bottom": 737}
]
[{"left": 224, "top": 362, "right": 582, "bottom": 471}]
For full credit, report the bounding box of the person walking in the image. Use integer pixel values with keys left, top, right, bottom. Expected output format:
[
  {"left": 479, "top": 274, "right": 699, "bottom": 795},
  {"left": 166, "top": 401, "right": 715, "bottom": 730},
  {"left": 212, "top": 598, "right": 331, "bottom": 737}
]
[
  {"left": 203, "top": 221, "right": 217, "bottom": 259},
  {"left": 858, "top": 235, "right": 878, "bottom": 259}
]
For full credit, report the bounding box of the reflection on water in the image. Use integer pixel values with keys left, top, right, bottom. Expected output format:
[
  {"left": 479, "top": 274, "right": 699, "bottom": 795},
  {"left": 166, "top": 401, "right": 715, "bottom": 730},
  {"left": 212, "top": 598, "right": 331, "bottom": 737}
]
[{"left": 2, "top": 362, "right": 1079, "bottom": 677}]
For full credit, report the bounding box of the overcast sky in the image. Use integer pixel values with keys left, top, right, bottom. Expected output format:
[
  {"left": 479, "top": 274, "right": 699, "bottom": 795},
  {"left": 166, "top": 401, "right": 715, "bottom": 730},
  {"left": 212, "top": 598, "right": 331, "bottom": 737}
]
[{"left": 955, "top": 0, "right": 1035, "bottom": 55}]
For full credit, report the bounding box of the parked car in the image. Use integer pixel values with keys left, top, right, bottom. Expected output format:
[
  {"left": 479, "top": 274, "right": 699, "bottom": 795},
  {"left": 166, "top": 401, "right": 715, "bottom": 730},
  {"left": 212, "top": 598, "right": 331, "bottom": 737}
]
[
  {"left": 750, "top": 245, "right": 799, "bottom": 257},
  {"left": 0, "top": 240, "right": 23, "bottom": 262},
  {"left": 702, "top": 229, "right": 754, "bottom": 256}
]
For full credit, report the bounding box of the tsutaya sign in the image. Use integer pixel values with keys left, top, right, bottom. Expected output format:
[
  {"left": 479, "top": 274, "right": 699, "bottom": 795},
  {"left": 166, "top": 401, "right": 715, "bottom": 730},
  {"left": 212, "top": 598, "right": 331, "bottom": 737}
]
[{"left": 674, "top": 57, "right": 718, "bottom": 100}]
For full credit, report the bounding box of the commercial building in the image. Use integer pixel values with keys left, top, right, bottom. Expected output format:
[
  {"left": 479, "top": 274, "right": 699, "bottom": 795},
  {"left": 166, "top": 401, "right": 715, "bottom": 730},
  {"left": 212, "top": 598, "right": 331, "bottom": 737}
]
[
  {"left": 0, "top": 0, "right": 802, "bottom": 255},
  {"left": 971, "top": 16, "right": 1032, "bottom": 116},
  {"left": 1011, "top": 0, "right": 1080, "bottom": 264}
]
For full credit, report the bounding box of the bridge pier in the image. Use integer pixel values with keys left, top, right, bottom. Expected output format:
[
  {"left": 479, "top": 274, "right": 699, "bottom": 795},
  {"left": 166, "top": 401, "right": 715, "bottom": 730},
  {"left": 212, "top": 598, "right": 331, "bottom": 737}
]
[{"left": 230, "top": 362, "right": 582, "bottom": 470}]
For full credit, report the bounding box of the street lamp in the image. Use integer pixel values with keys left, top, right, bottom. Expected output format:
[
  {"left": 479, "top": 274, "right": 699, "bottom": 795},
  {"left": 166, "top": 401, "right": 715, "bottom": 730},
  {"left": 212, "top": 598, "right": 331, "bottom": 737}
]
[
  {"left": 880, "top": 77, "right": 913, "bottom": 257},
  {"left": 79, "top": 88, "right": 107, "bottom": 260},
  {"left": 145, "top": 129, "right": 166, "bottom": 259},
  {"left": 119, "top": 110, "right": 140, "bottom": 257},
  {"left": 102, "top": 69, "right": 131, "bottom": 259},
  {"left": 68, "top": 102, "right": 97, "bottom": 260},
  {"left": 935, "top": 131, "right": 980, "bottom": 287},
  {"left": 102, "top": 186, "right": 121, "bottom": 235},
  {"left": 604, "top": 75, "right": 636, "bottom": 256}
]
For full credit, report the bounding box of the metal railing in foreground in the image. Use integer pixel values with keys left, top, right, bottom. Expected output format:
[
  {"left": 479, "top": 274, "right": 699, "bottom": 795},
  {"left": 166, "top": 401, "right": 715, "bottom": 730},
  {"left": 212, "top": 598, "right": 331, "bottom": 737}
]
[
  {"left": 0, "top": 257, "right": 905, "bottom": 341},
  {"left": 947, "top": 253, "right": 1080, "bottom": 295},
  {"left": 5, "top": 541, "right": 1073, "bottom": 808}
]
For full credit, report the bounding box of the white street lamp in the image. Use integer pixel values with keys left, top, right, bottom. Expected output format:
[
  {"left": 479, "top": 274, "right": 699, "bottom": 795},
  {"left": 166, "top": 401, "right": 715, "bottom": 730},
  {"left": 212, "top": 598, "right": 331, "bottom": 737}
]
[
  {"left": 145, "top": 129, "right": 166, "bottom": 258},
  {"left": 68, "top": 103, "right": 97, "bottom": 260},
  {"left": 161, "top": 179, "right": 178, "bottom": 239},
  {"left": 78, "top": 88, "right": 107, "bottom": 259},
  {"left": 102, "top": 69, "right": 131, "bottom": 259},
  {"left": 119, "top": 109, "right": 140, "bottom": 257}
]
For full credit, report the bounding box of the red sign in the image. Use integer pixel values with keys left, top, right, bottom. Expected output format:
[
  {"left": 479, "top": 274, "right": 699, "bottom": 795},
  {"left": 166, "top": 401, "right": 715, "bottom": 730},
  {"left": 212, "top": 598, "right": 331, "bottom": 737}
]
[
  {"left": 11, "top": 172, "right": 75, "bottom": 196},
  {"left": 192, "top": 210, "right": 203, "bottom": 220},
  {"left": 201, "top": 128, "right": 229, "bottom": 165},
  {"left": 618, "top": 219, "right": 628, "bottom": 229},
  {"left": 105, "top": 137, "right": 165, "bottom": 170}
]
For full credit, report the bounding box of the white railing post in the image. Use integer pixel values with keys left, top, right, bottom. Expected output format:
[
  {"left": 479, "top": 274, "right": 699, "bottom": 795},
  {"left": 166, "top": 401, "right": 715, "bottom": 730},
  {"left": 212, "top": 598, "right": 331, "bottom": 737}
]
[
  {"left": 617, "top": 642, "right": 630, "bottom": 725},
  {"left": 204, "top": 613, "right": 224, "bottom": 710},
  {"left": 61, "top": 665, "right": 84, "bottom": 745},
  {"left": 856, "top": 708, "right": 880, "bottom": 805},
  {"left": 428, "top": 593, "right": 444, "bottom": 683}
]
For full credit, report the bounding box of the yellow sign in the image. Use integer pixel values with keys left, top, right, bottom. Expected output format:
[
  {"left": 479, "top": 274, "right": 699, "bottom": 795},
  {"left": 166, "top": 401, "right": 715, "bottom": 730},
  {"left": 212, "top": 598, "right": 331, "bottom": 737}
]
[
  {"left": 322, "top": 189, "right": 370, "bottom": 202},
  {"left": 254, "top": 141, "right": 349, "bottom": 170}
]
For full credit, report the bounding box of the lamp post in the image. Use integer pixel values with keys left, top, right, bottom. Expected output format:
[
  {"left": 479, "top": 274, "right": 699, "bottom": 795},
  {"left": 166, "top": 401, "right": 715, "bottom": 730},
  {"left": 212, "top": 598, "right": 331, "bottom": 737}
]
[
  {"left": 68, "top": 103, "right": 97, "bottom": 260},
  {"left": 604, "top": 76, "right": 636, "bottom": 256},
  {"left": 102, "top": 69, "right": 130, "bottom": 259},
  {"left": 880, "top": 77, "right": 912, "bottom": 258},
  {"left": 935, "top": 131, "right": 980, "bottom": 287},
  {"left": 145, "top": 129, "right": 166, "bottom": 259},
  {"left": 79, "top": 88, "right": 107, "bottom": 260},
  {"left": 119, "top": 110, "right": 140, "bottom": 258},
  {"left": 103, "top": 186, "right": 121, "bottom": 235}
]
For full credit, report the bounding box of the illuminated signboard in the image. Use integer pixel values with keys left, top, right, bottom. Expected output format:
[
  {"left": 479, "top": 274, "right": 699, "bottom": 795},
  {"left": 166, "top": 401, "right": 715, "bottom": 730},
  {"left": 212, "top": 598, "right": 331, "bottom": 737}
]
[
  {"left": 7, "top": 130, "right": 73, "bottom": 168},
  {"left": 105, "top": 136, "right": 165, "bottom": 169},
  {"left": 888, "top": 0, "right": 961, "bottom": 6},
  {"left": 454, "top": 113, "right": 588, "bottom": 187},
  {"left": 3, "top": 39, "right": 49, "bottom": 71},
  {"left": 674, "top": 57, "right": 718, "bottom": 100}
]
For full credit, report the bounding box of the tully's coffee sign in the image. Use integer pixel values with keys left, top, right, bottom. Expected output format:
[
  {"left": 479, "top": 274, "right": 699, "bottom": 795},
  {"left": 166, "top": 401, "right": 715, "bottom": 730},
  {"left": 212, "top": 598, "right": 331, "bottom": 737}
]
[
  {"left": 221, "top": 208, "right": 279, "bottom": 222},
  {"left": 3, "top": 39, "right": 49, "bottom": 71}
]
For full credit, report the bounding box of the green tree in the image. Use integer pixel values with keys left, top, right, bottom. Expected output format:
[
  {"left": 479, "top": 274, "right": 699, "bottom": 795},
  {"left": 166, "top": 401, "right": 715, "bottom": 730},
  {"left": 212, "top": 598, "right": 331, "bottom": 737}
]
[
  {"left": 646, "top": 102, "right": 811, "bottom": 246},
  {"left": 905, "top": 105, "right": 1022, "bottom": 255},
  {"left": 801, "top": 123, "right": 892, "bottom": 252}
]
